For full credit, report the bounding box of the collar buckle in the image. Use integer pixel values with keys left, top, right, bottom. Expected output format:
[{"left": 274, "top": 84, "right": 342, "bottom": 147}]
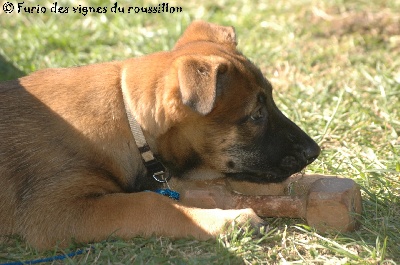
[{"left": 153, "top": 171, "right": 169, "bottom": 183}]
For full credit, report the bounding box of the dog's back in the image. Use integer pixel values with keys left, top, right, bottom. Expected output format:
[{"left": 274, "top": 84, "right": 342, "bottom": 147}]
[{"left": 0, "top": 64, "right": 139, "bottom": 237}]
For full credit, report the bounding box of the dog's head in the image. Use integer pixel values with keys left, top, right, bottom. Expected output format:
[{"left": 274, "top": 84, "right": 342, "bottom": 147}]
[{"left": 158, "top": 21, "right": 320, "bottom": 183}]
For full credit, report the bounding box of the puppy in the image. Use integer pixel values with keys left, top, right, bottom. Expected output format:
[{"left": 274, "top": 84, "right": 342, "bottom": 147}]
[{"left": 0, "top": 21, "right": 320, "bottom": 249}]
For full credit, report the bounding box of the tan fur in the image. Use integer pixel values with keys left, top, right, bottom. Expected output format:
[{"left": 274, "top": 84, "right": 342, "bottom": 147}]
[{"left": 0, "top": 21, "right": 267, "bottom": 249}]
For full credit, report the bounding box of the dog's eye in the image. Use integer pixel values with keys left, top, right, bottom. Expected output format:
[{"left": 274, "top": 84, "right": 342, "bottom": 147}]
[{"left": 250, "top": 107, "right": 264, "bottom": 121}]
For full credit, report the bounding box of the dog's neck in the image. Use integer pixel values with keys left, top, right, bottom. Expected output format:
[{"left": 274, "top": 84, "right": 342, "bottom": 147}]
[{"left": 120, "top": 76, "right": 171, "bottom": 183}]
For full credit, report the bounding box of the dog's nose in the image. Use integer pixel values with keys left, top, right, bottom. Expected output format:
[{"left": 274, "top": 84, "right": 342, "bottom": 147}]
[{"left": 303, "top": 143, "right": 321, "bottom": 165}]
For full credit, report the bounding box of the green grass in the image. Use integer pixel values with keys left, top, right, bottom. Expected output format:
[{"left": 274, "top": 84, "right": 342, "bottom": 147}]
[{"left": 1, "top": 0, "right": 399, "bottom": 263}]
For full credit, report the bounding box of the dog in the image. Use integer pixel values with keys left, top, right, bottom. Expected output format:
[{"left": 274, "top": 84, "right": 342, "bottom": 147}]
[{"left": 0, "top": 21, "right": 320, "bottom": 249}]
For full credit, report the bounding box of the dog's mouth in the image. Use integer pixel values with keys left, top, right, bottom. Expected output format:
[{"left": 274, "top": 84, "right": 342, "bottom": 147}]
[{"left": 225, "top": 156, "right": 307, "bottom": 183}]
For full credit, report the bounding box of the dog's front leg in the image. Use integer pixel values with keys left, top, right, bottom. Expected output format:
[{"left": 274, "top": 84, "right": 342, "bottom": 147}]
[{"left": 21, "top": 191, "right": 263, "bottom": 249}]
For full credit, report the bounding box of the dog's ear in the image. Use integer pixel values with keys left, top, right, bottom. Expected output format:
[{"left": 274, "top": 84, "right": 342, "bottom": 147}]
[
  {"left": 177, "top": 56, "right": 228, "bottom": 115},
  {"left": 174, "top": 20, "right": 237, "bottom": 49}
]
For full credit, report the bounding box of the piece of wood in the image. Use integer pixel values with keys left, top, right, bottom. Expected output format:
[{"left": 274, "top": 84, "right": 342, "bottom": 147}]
[{"left": 170, "top": 174, "right": 363, "bottom": 232}]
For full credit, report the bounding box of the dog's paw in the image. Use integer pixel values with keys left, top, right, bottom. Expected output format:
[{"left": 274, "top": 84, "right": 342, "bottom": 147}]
[
  {"left": 222, "top": 208, "right": 268, "bottom": 236},
  {"left": 178, "top": 206, "right": 267, "bottom": 239}
]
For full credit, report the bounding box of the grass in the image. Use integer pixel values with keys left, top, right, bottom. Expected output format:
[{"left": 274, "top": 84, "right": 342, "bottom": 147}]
[{"left": 1, "top": 0, "right": 399, "bottom": 263}]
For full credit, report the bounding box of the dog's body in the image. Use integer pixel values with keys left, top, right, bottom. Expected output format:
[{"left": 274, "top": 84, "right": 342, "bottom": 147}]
[{"left": 0, "top": 21, "right": 320, "bottom": 249}]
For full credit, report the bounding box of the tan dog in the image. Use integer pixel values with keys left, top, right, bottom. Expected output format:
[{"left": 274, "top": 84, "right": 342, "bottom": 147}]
[{"left": 0, "top": 21, "right": 320, "bottom": 249}]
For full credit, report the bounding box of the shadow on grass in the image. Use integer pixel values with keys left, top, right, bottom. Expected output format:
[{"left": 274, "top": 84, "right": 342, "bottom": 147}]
[
  {"left": 0, "top": 236, "right": 246, "bottom": 264},
  {"left": 0, "top": 55, "right": 25, "bottom": 81}
]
